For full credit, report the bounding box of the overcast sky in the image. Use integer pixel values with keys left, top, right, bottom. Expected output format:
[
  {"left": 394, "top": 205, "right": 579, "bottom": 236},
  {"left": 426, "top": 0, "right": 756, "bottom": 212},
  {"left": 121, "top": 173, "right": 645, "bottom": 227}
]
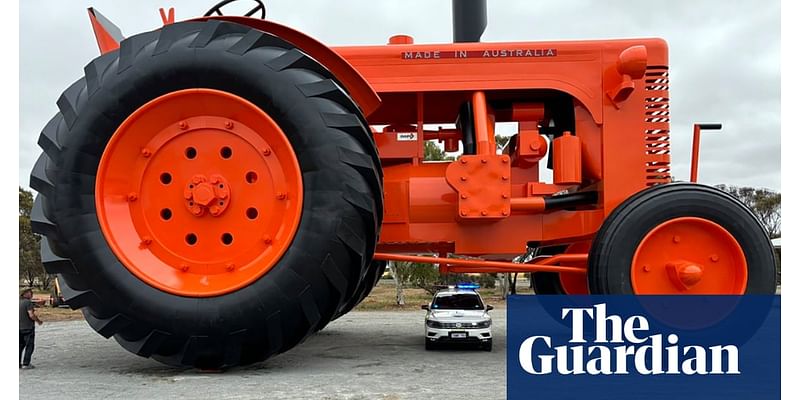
[{"left": 18, "top": 0, "right": 780, "bottom": 191}]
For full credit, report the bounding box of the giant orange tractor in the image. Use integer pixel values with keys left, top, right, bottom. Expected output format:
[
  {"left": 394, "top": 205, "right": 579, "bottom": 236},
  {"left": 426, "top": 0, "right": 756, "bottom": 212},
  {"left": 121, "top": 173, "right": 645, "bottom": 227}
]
[{"left": 29, "top": 0, "right": 776, "bottom": 368}]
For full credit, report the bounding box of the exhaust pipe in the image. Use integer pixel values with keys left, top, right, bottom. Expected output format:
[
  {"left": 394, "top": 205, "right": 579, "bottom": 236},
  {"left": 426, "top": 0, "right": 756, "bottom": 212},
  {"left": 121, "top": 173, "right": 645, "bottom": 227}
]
[{"left": 452, "top": 0, "right": 487, "bottom": 43}]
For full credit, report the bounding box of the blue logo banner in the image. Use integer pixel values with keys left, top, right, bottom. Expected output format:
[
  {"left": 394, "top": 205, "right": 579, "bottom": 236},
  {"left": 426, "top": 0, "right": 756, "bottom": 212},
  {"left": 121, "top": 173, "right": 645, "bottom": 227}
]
[{"left": 507, "top": 295, "right": 779, "bottom": 400}]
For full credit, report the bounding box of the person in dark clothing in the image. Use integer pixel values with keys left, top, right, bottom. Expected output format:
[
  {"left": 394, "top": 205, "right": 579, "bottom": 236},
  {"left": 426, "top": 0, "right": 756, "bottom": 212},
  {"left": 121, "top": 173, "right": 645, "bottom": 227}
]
[{"left": 20, "top": 288, "right": 43, "bottom": 369}]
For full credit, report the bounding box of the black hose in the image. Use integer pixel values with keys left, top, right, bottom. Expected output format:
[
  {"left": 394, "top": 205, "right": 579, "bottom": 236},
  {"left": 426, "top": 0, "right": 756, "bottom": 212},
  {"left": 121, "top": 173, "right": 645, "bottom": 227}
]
[{"left": 543, "top": 191, "right": 598, "bottom": 210}]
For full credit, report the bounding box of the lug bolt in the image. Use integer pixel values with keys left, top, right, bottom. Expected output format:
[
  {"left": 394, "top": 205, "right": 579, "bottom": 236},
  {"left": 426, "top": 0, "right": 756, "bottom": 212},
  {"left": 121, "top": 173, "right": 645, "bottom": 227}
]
[
  {"left": 643, "top": 265, "right": 651, "bottom": 272},
  {"left": 710, "top": 254, "right": 720, "bottom": 262},
  {"left": 180, "top": 264, "right": 189, "bottom": 272},
  {"left": 263, "top": 235, "right": 272, "bottom": 244},
  {"left": 141, "top": 148, "right": 152, "bottom": 158},
  {"left": 225, "top": 121, "right": 234, "bottom": 129},
  {"left": 263, "top": 147, "right": 272, "bottom": 156},
  {"left": 127, "top": 192, "right": 138, "bottom": 202},
  {"left": 672, "top": 235, "right": 681, "bottom": 244},
  {"left": 179, "top": 121, "right": 188, "bottom": 130},
  {"left": 226, "top": 263, "right": 235, "bottom": 272}
]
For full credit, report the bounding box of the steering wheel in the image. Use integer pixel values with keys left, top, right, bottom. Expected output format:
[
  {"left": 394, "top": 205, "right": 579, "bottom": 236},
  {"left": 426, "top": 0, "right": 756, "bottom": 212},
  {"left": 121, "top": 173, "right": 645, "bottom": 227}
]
[{"left": 204, "top": 0, "right": 266, "bottom": 19}]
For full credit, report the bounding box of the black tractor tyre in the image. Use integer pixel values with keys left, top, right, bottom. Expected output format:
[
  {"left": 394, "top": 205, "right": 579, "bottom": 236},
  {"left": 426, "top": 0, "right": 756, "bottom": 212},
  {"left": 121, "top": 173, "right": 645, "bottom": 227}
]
[
  {"left": 29, "top": 20, "right": 383, "bottom": 369},
  {"left": 531, "top": 273, "right": 567, "bottom": 295},
  {"left": 529, "top": 246, "right": 569, "bottom": 295},
  {"left": 333, "top": 260, "right": 387, "bottom": 319},
  {"left": 588, "top": 183, "right": 776, "bottom": 294}
]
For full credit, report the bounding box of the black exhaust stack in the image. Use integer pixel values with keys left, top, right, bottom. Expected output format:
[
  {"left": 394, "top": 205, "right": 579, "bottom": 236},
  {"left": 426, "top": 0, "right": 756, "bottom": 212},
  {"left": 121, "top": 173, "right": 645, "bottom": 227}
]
[{"left": 452, "top": 0, "right": 487, "bottom": 43}]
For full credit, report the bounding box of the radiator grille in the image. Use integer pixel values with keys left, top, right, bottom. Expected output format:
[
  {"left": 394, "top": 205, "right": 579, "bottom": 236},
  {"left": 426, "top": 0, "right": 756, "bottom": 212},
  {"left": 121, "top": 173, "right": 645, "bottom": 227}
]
[{"left": 643, "top": 66, "right": 671, "bottom": 186}]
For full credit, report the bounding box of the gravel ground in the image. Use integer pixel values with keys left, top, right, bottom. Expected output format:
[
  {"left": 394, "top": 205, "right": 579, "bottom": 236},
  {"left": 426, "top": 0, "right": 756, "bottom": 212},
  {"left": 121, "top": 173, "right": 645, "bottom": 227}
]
[{"left": 20, "top": 310, "right": 507, "bottom": 400}]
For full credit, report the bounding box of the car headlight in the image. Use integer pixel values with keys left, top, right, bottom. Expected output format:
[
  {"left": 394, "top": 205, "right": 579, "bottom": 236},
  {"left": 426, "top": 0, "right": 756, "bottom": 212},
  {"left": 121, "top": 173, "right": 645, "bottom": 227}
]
[
  {"left": 426, "top": 319, "right": 444, "bottom": 329},
  {"left": 475, "top": 319, "right": 491, "bottom": 328}
]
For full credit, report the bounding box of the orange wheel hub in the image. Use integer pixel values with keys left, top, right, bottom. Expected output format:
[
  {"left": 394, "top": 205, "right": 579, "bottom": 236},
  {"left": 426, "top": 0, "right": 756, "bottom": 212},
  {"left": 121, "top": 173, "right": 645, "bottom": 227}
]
[
  {"left": 96, "top": 89, "right": 303, "bottom": 297},
  {"left": 631, "top": 217, "right": 747, "bottom": 294}
]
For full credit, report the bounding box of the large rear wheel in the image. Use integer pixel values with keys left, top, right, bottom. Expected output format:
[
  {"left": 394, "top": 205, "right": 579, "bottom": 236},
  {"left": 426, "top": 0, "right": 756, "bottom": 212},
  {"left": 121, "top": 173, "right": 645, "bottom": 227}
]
[{"left": 29, "top": 20, "right": 382, "bottom": 368}]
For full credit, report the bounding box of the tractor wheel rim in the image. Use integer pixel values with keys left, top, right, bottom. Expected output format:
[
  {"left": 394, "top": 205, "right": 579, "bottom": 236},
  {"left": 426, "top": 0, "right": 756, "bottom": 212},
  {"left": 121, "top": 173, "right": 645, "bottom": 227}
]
[
  {"left": 631, "top": 217, "right": 747, "bottom": 294},
  {"left": 96, "top": 89, "right": 303, "bottom": 297}
]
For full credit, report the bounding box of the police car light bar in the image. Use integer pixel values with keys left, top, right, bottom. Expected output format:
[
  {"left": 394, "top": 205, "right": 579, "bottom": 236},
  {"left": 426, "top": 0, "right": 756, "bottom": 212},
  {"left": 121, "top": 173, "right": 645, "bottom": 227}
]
[{"left": 456, "top": 283, "right": 480, "bottom": 290}]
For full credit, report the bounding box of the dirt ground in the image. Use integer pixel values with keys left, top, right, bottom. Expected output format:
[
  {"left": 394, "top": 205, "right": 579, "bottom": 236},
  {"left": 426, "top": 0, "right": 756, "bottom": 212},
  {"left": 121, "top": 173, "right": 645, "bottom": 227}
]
[{"left": 19, "top": 310, "right": 507, "bottom": 400}]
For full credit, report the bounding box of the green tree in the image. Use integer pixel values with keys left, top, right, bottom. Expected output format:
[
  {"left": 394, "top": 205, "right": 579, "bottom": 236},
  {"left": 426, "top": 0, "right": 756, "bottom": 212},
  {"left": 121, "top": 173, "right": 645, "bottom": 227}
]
[
  {"left": 424, "top": 141, "right": 456, "bottom": 161},
  {"left": 716, "top": 185, "right": 781, "bottom": 238},
  {"left": 19, "top": 187, "right": 46, "bottom": 289},
  {"left": 495, "top": 134, "right": 510, "bottom": 150}
]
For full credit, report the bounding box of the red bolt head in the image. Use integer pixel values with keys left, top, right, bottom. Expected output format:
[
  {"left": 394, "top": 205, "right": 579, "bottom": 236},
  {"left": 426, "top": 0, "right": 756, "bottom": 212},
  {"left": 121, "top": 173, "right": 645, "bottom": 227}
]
[
  {"left": 460, "top": 158, "right": 468, "bottom": 164},
  {"left": 502, "top": 157, "right": 509, "bottom": 163},
  {"left": 460, "top": 176, "right": 468, "bottom": 182},
  {"left": 140, "top": 148, "right": 152, "bottom": 158},
  {"left": 262, "top": 235, "right": 272, "bottom": 244},
  {"left": 460, "top": 210, "right": 467, "bottom": 216},
  {"left": 225, "top": 121, "right": 234, "bottom": 129},
  {"left": 481, "top": 159, "right": 487, "bottom": 164},
  {"left": 180, "top": 264, "right": 189, "bottom": 272},
  {"left": 191, "top": 206, "right": 204, "bottom": 216},
  {"left": 179, "top": 121, "right": 188, "bottom": 130},
  {"left": 209, "top": 205, "right": 221, "bottom": 215},
  {"left": 502, "top": 193, "right": 509, "bottom": 199},
  {"left": 672, "top": 235, "right": 681, "bottom": 244},
  {"left": 502, "top": 210, "right": 509, "bottom": 216},
  {"left": 481, "top": 210, "right": 488, "bottom": 216},
  {"left": 140, "top": 237, "right": 152, "bottom": 247},
  {"left": 643, "top": 265, "right": 651, "bottom": 272},
  {"left": 710, "top": 254, "right": 720, "bottom": 262},
  {"left": 127, "top": 192, "right": 138, "bottom": 202},
  {"left": 192, "top": 183, "right": 216, "bottom": 206},
  {"left": 502, "top": 176, "right": 509, "bottom": 181},
  {"left": 276, "top": 192, "right": 287, "bottom": 200},
  {"left": 460, "top": 194, "right": 468, "bottom": 199},
  {"left": 263, "top": 147, "right": 272, "bottom": 156},
  {"left": 226, "top": 263, "right": 235, "bottom": 272}
]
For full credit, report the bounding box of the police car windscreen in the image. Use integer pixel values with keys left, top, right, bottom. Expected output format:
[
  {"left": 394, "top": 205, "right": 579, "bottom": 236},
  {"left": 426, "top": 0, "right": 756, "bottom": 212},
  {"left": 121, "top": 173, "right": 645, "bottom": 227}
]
[{"left": 432, "top": 293, "right": 484, "bottom": 310}]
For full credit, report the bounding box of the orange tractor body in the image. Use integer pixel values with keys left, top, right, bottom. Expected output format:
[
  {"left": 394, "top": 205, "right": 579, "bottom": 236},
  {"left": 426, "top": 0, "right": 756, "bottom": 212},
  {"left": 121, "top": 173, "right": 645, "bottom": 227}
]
[{"left": 28, "top": 1, "right": 774, "bottom": 368}]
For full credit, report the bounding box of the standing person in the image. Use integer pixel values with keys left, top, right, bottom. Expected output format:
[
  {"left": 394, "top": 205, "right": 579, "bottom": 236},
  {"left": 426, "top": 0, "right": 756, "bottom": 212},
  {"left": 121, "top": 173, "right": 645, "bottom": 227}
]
[{"left": 19, "top": 288, "right": 43, "bottom": 369}]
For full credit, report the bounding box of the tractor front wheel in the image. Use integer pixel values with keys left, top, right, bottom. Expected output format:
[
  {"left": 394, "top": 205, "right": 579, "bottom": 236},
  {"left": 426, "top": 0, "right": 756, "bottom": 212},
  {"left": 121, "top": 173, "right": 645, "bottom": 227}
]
[{"left": 588, "top": 183, "right": 776, "bottom": 294}]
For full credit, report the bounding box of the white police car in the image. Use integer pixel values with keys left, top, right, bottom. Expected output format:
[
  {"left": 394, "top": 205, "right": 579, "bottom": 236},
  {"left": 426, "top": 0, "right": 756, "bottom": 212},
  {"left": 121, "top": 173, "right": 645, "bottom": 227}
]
[{"left": 422, "top": 284, "right": 494, "bottom": 351}]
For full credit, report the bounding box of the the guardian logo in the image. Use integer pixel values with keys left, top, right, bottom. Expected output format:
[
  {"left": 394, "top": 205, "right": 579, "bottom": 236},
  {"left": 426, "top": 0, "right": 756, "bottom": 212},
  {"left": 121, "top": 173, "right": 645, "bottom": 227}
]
[{"left": 518, "top": 304, "right": 739, "bottom": 376}]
